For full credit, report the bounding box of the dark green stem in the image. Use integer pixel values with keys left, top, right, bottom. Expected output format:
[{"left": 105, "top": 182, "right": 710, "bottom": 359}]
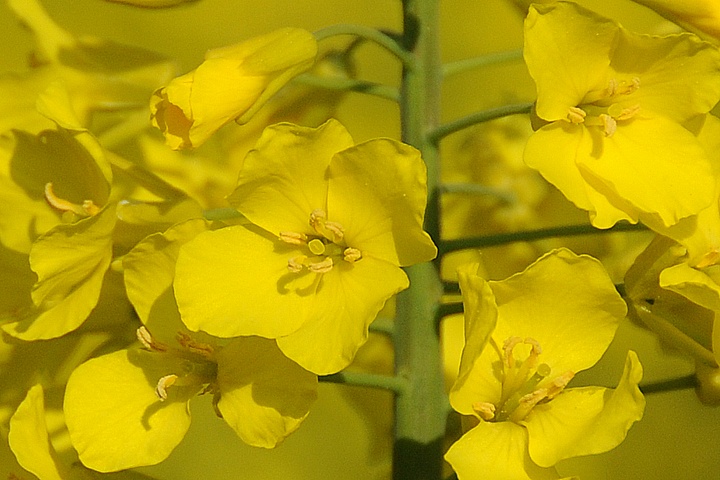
[
  {"left": 314, "top": 24, "right": 414, "bottom": 67},
  {"left": 319, "top": 371, "right": 408, "bottom": 393},
  {"left": 439, "top": 222, "right": 648, "bottom": 255},
  {"left": 427, "top": 102, "right": 533, "bottom": 143},
  {"left": 442, "top": 48, "right": 523, "bottom": 77},
  {"left": 294, "top": 74, "right": 400, "bottom": 102},
  {"left": 394, "top": 0, "right": 446, "bottom": 479},
  {"left": 640, "top": 375, "right": 697, "bottom": 395}
]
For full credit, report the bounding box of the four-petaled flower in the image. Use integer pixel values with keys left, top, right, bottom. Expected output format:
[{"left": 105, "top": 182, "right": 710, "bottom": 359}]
[
  {"left": 445, "top": 249, "right": 645, "bottom": 480},
  {"left": 523, "top": 1, "right": 720, "bottom": 229},
  {"left": 174, "top": 119, "right": 437, "bottom": 374}
]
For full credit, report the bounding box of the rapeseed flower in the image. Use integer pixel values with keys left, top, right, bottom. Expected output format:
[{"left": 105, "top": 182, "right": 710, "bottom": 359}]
[
  {"left": 174, "top": 119, "right": 437, "bottom": 374},
  {"left": 150, "top": 28, "right": 317, "bottom": 150},
  {"left": 523, "top": 1, "right": 720, "bottom": 229},
  {"left": 445, "top": 249, "right": 645, "bottom": 479}
]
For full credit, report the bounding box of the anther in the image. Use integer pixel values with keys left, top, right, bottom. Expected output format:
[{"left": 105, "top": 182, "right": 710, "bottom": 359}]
[
  {"left": 155, "top": 374, "right": 178, "bottom": 401},
  {"left": 44, "top": 182, "right": 99, "bottom": 216},
  {"left": 278, "top": 231, "right": 307, "bottom": 245},
  {"left": 546, "top": 371, "right": 575, "bottom": 400},
  {"left": 600, "top": 114, "right": 617, "bottom": 137},
  {"left": 567, "top": 107, "right": 586, "bottom": 124},
  {"left": 343, "top": 247, "right": 362, "bottom": 263},
  {"left": 136, "top": 326, "right": 168, "bottom": 352},
  {"left": 308, "top": 257, "right": 334, "bottom": 273},
  {"left": 472, "top": 401, "right": 496, "bottom": 421},
  {"left": 288, "top": 255, "right": 307, "bottom": 272},
  {"left": 176, "top": 332, "right": 215, "bottom": 359}
]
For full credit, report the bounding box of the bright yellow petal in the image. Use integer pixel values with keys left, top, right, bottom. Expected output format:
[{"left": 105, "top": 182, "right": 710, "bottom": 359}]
[
  {"left": 216, "top": 336, "right": 317, "bottom": 448},
  {"left": 64, "top": 349, "right": 197, "bottom": 472},
  {"left": 524, "top": 2, "right": 618, "bottom": 122},
  {"left": 327, "top": 138, "right": 437, "bottom": 266},
  {"left": 523, "top": 122, "right": 635, "bottom": 228},
  {"left": 659, "top": 262, "right": 720, "bottom": 311},
  {"left": 523, "top": 351, "right": 645, "bottom": 467},
  {"left": 449, "top": 263, "right": 502, "bottom": 415},
  {"left": 8, "top": 384, "right": 66, "bottom": 480},
  {"left": 228, "top": 120, "right": 354, "bottom": 235},
  {"left": 445, "top": 421, "right": 561, "bottom": 480},
  {"left": 490, "top": 249, "right": 626, "bottom": 376},
  {"left": 3, "top": 205, "right": 115, "bottom": 340},
  {"left": 124, "top": 218, "right": 209, "bottom": 339},
  {"left": 609, "top": 30, "right": 720, "bottom": 123},
  {"left": 577, "top": 117, "right": 715, "bottom": 228},
  {"left": 276, "top": 257, "right": 408, "bottom": 375},
  {"left": 174, "top": 224, "right": 310, "bottom": 338}
]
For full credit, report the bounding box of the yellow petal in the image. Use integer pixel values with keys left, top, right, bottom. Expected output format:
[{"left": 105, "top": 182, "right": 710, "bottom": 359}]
[
  {"left": 577, "top": 117, "right": 715, "bottom": 228},
  {"left": 276, "top": 257, "right": 408, "bottom": 375},
  {"left": 490, "top": 249, "right": 626, "bottom": 376},
  {"left": 524, "top": 2, "right": 618, "bottom": 122},
  {"left": 8, "top": 384, "right": 66, "bottom": 480},
  {"left": 523, "top": 351, "right": 645, "bottom": 467},
  {"left": 215, "top": 337, "right": 317, "bottom": 448},
  {"left": 445, "top": 420, "right": 561, "bottom": 480},
  {"left": 3, "top": 205, "right": 115, "bottom": 340},
  {"left": 64, "top": 349, "right": 197, "bottom": 472},
  {"left": 227, "top": 119, "right": 354, "bottom": 235},
  {"left": 174, "top": 224, "right": 310, "bottom": 338},
  {"left": 327, "top": 138, "right": 437, "bottom": 266}
]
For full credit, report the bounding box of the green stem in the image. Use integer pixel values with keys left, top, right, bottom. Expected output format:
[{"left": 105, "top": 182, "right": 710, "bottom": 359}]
[
  {"left": 394, "top": 0, "right": 446, "bottom": 479},
  {"left": 632, "top": 303, "right": 718, "bottom": 368},
  {"left": 639, "top": 375, "right": 697, "bottom": 395},
  {"left": 439, "top": 222, "right": 647, "bottom": 255},
  {"left": 319, "top": 371, "right": 408, "bottom": 393},
  {"left": 106, "top": 151, "right": 186, "bottom": 201},
  {"left": 202, "top": 207, "right": 244, "bottom": 221},
  {"left": 314, "top": 24, "right": 415, "bottom": 67},
  {"left": 294, "top": 73, "right": 400, "bottom": 102},
  {"left": 440, "top": 182, "right": 516, "bottom": 204},
  {"left": 442, "top": 48, "right": 523, "bottom": 78},
  {"left": 369, "top": 316, "right": 396, "bottom": 337},
  {"left": 428, "top": 102, "right": 533, "bottom": 143}
]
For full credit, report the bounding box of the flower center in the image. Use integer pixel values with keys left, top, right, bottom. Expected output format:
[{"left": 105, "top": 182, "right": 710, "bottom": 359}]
[
  {"left": 136, "top": 327, "right": 218, "bottom": 402},
  {"left": 279, "top": 208, "right": 362, "bottom": 274},
  {"left": 566, "top": 77, "right": 641, "bottom": 137},
  {"left": 472, "top": 336, "right": 575, "bottom": 423}
]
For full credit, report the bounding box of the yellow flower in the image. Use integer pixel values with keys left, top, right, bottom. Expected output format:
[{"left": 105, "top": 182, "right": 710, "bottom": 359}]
[
  {"left": 150, "top": 28, "right": 318, "bottom": 150},
  {"left": 631, "top": 0, "right": 720, "bottom": 41},
  {"left": 174, "top": 119, "right": 437, "bottom": 374},
  {"left": 445, "top": 249, "right": 645, "bottom": 479},
  {"left": 523, "top": 2, "right": 720, "bottom": 229}
]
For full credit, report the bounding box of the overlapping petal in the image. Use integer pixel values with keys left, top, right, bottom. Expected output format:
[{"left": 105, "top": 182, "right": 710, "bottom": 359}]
[
  {"left": 64, "top": 349, "right": 197, "bottom": 472},
  {"left": 523, "top": 351, "right": 645, "bottom": 467},
  {"left": 327, "top": 138, "right": 437, "bottom": 266},
  {"left": 215, "top": 336, "right": 317, "bottom": 448},
  {"left": 227, "top": 120, "right": 353, "bottom": 235}
]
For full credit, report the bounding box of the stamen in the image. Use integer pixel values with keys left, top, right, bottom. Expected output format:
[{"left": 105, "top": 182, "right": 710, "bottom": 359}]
[
  {"left": 567, "top": 107, "right": 586, "bottom": 124},
  {"left": 309, "top": 209, "right": 345, "bottom": 243},
  {"left": 546, "top": 370, "right": 575, "bottom": 400},
  {"left": 343, "top": 247, "right": 362, "bottom": 263},
  {"left": 155, "top": 374, "right": 178, "bottom": 401},
  {"left": 288, "top": 255, "right": 307, "bottom": 273},
  {"left": 136, "top": 326, "right": 168, "bottom": 352},
  {"left": 472, "top": 401, "right": 496, "bottom": 421},
  {"left": 176, "top": 332, "right": 215, "bottom": 359},
  {"left": 44, "top": 182, "right": 99, "bottom": 216},
  {"left": 600, "top": 114, "right": 617, "bottom": 137},
  {"left": 308, "top": 257, "right": 333, "bottom": 273},
  {"left": 278, "top": 231, "right": 307, "bottom": 245}
]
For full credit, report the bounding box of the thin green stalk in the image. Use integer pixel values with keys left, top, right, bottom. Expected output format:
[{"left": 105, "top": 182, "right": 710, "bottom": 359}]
[
  {"left": 428, "top": 102, "right": 533, "bottom": 143},
  {"left": 319, "top": 371, "right": 408, "bottom": 393},
  {"left": 394, "top": 0, "right": 446, "bottom": 479},
  {"left": 314, "top": 24, "right": 415, "bottom": 67},
  {"left": 442, "top": 48, "right": 523, "bottom": 78},
  {"left": 640, "top": 375, "right": 697, "bottom": 395},
  {"left": 369, "top": 317, "right": 396, "bottom": 337},
  {"left": 440, "top": 182, "right": 516, "bottom": 204},
  {"left": 106, "top": 151, "right": 186, "bottom": 201},
  {"left": 202, "top": 207, "right": 244, "bottom": 221},
  {"left": 439, "top": 222, "right": 648, "bottom": 255},
  {"left": 294, "top": 73, "right": 400, "bottom": 102}
]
